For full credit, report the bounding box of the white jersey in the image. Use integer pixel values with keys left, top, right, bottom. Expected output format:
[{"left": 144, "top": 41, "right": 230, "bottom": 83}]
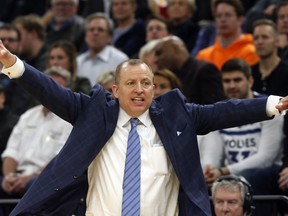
[{"left": 200, "top": 115, "right": 284, "bottom": 175}]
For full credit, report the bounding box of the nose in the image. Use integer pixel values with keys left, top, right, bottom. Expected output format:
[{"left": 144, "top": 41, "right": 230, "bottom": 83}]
[
  {"left": 221, "top": 202, "right": 230, "bottom": 212},
  {"left": 134, "top": 82, "right": 144, "bottom": 93}
]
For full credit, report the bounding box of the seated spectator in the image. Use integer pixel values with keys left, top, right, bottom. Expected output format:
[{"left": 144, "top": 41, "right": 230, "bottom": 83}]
[
  {"left": 251, "top": 18, "right": 288, "bottom": 97},
  {"left": 13, "top": 14, "right": 48, "bottom": 71},
  {"left": 0, "top": 67, "right": 73, "bottom": 205},
  {"left": 47, "top": 40, "right": 91, "bottom": 94},
  {"left": 201, "top": 58, "right": 284, "bottom": 187},
  {"left": 211, "top": 175, "right": 255, "bottom": 216},
  {"left": 167, "top": 0, "right": 199, "bottom": 52},
  {"left": 196, "top": 0, "right": 259, "bottom": 69},
  {"left": 45, "top": 0, "right": 85, "bottom": 52},
  {"left": 96, "top": 70, "right": 115, "bottom": 92},
  {"left": 0, "top": 84, "right": 19, "bottom": 174},
  {"left": 77, "top": 12, "right": 128, "bottom": 86},
  {"left": 111, "top": 0, "right": 146, "bottom": 57},
  {"left": 0, "top": 22, "right": 38, "bottom": 116},
  {"left": 153, "top": 68, "right": 182, "bottom": 98},
  {"left": 153, "top": 35, "right": 225, "bottom": 104},
  {"left": 145, "top": 15, "right": 171, "bottom": 42},
  {"left": 0, "top": 23, "right": 21, "bottom": 93}
]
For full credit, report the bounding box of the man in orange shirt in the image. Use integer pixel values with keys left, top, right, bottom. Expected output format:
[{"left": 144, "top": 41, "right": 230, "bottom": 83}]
[{"left": 196, "top": 0, "right": 259, "bottom": 69}]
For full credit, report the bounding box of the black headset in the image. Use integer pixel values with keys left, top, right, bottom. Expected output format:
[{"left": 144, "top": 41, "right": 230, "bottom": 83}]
[{"left": 215, "top": 175, "right": 255, "bottom": 216}]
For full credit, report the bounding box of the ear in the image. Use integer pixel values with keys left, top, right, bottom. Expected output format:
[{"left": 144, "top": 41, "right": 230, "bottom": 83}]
[
  {"left": 112, "top": 84, "right": 119, "bottom": 98},
  {"left": 248, "top": 76, "right": 254, "bottom": 89}
]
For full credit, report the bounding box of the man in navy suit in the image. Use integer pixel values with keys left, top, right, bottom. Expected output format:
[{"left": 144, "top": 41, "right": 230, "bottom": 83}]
[{"left": 0, "top": 40, "right": 288, "bottom": 215}]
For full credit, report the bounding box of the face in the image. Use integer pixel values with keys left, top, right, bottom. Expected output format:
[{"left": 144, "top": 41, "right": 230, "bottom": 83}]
[
  {"left": 214, "top": 3, "right": 243, "bottom": 38},
  {"left": 48, "top": 47, "right": 70, "bottom": 70},
  {"left": 146, "top": 19, "right": 170, "bottom": 41},
  {"left": 111, "top": 0, "right": 136, "bottom": 22},
  {"left": 112, "top": 63, "right": 154, "bottom": 117},
  {"left": 154, "top": 40, "right": 177, "bottom": 71},
  {"left": 222, "top": 71, "right": 252, "bottom": 99},
  {"left": 253, "top": 25, "right": 278, "bottom": 59},
  {"left": 52, "top": 0, "right": 78, "bottom": 22},
  {"left": 154, "top": 75, "right": 172, "bottom": 98},
  {"left": 167, "top": 0, "right": 191, "bottom": 22},
  {"left": 214, "top": 188, "right": 244, "bottom": 216},
  {"left": 0, "top": 29, "right": 20, "bottom": 54},
  {"left": 277, "top": 5, "right": 288, "bottom": 34},
  {"left": 85, "top": 18, "right": 111, "bottom": 52},
  {"left": 14, "top": 23, "right": 32, "bottom": 56}
]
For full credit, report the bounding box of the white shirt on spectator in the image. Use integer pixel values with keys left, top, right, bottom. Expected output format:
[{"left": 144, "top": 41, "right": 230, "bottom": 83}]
[
  {"left": 2, "top": 105, "right": 72, "bottom": 175},
  {"left": 77, "top": 45, "right": 128, "bottom": 86}
]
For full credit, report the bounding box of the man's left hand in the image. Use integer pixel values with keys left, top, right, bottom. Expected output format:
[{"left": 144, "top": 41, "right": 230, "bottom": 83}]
[{"left": 276, "top": 96, "right": 288, "bottom": 112}]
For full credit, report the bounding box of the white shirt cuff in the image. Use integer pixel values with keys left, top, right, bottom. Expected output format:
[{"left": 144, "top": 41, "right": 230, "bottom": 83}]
[
  {"left": 266, "top": 95, "right": 287, "bottom": 117},
  {"left": 1, "top": 56, "right": 25, "bottom": 78}
]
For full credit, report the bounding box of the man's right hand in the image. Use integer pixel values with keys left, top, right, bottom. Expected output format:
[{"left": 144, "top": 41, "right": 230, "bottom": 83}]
[{"left": 0, "top": 40, "right": 17, "bottom": 69}]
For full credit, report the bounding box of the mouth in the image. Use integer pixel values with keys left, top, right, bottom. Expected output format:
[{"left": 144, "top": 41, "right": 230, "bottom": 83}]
[{"left": 132, "top": 97, "right": 144, "bottom": 103}]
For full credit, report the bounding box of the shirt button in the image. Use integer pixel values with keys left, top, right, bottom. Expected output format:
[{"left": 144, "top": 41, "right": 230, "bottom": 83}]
[{"left": 73, "top": 175, "right": 78, "bottom": 179}]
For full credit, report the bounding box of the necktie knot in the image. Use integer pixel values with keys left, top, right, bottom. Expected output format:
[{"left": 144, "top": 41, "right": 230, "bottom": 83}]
[{"left": 130, "top": 118, "right": 139, "bottom": 128}]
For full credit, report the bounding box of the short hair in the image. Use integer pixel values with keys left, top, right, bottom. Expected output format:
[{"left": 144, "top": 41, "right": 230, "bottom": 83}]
[
  {"left": 167, "top": 0, "right": 197, "bottom": 15},
  {"left": 115, "top": 59, "right": 152, "bottom": 84},
  {"left": 47, "top": 40, "right": 77, "bottom": 81},
  {"left": 45, "top": 66, "right": 71, "bottom": 85},
  {"left": 85, "top": 12, "right": 114, "bottom": 36},
  {"left": 0, "top": 23, "right": 21, "bottom": 41},
  {"left": 154, "top": 69, "right": 182, "bottom": 90},
  {"left": 221, "top": 58, "right": 251, "bottom": 79},
  {"left": 96, "top": 71, "right": 115, "bottom": 85},
  {"left": 213, "top": 0, "right": 244, "bottom": 17},
  {"left": 13, "top": 14, "right": 46, "bottom": 41},
  {"left": 211, "top": 177, "right": 246, "bottom": 205},
  {"left": 253, "top": 18, "right": 278, "bottom": 36}
]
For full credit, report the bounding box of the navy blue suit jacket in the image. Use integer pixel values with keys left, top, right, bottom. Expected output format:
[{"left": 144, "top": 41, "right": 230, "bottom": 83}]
[{"left": 10, "top": 64, "right": 270, "bottom": 216}]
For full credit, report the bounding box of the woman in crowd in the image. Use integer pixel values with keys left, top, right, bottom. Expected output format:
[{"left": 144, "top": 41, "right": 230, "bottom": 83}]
[
  {"left": 153, "top": 68, "right": 182, "bottom": 98},
  {"left": 47, "top": 40, "right": 91, "bottom": 94}
]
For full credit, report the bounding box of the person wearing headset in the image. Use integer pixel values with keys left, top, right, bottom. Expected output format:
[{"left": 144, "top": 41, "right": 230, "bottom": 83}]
[{"left": 211, "top": 175, "right": 254, "bottom": 216}]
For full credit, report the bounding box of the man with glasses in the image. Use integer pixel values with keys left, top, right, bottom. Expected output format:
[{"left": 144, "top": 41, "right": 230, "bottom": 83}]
[
  {"left": 77, "top": 12, "right": 128, "bottom": 86},
  {"left": 0, "top": 24, "right": 20, "bottom": 56}
]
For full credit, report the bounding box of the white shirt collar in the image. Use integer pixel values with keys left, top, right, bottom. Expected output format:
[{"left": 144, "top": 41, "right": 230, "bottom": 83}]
[{"left": 118, "top": 108, "right": 151, "bottom": 128}]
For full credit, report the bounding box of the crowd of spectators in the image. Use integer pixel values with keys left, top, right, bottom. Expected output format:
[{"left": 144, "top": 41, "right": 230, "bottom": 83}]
[{"left": 1, "top": 0, "right": 288, "bottom": 215}]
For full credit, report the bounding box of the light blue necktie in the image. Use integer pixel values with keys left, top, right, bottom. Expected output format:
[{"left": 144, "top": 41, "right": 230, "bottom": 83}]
[{"left": 122, "top": 118, "right": 141, "bottom": 216}]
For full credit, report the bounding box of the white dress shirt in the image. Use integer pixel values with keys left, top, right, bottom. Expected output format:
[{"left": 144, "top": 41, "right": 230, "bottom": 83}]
[
  {"left": 85, "top": 108, "right": 180, "bottom": 216},
  {"left": 77, "top": 45, "right": 128, "bottom": 86},
  {"left": 2, "top": 105, "right": 72, "bottom": 175}
]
